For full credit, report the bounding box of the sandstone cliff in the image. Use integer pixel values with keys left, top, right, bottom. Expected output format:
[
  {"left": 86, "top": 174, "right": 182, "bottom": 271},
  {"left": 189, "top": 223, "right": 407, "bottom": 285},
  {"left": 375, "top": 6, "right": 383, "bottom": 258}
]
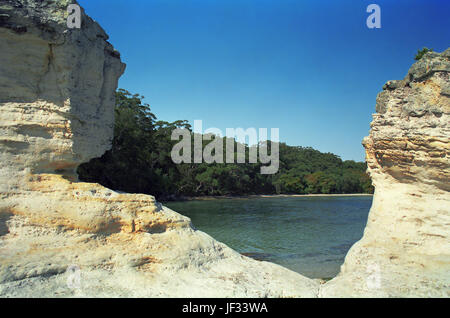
[
  {"left": 0, "top": 1, "right": 318, "bottom": 297},
  {"left": 0, "top": 0, "right": 448, "bottom": 298},
  {"left": 320, "top": 49, "right": 450, "bottom": 297}
]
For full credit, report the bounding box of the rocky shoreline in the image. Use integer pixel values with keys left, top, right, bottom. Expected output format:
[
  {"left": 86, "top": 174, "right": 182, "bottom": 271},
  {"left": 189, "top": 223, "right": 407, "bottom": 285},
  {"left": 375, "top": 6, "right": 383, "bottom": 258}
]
[
  {"left": 161, "top": 193, "right": 373, "bottom": 202},
  {"left": 0, "top": 1, "right": 448, "bottom": 297}
]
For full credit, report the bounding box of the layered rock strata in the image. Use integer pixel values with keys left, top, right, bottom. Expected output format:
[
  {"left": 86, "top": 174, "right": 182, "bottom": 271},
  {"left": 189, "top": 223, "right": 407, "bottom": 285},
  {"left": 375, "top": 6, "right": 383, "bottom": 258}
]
[
  {"left": 321, "top": 49, "right": 450, "bottom": 297},
  {"left": 0, "top": 0, "right": 448, "bottom": 298},
  {"left": 0, "top": 0, "right": 318, "bottom": 297}
]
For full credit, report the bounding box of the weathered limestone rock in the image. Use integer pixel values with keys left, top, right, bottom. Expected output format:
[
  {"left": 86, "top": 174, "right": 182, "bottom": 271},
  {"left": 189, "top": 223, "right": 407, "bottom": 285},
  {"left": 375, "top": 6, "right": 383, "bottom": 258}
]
[
  {"left": 0, "top": 1, "right": 318, "bottom": 297},
  {"left": 320, "top": 49, "right": 450, "bottom": 297},
  {"left": 0, "top": 0, "right": 125, "bottom": 188},
  {"left": 1, "top": 0, "right": 448, "bottom": 298}
]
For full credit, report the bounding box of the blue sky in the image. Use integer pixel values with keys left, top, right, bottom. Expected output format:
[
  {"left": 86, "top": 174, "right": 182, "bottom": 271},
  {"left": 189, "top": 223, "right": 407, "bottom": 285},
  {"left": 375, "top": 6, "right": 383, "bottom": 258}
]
[{"left": 78, "top": 0, "right": 449, "bottom": 162}]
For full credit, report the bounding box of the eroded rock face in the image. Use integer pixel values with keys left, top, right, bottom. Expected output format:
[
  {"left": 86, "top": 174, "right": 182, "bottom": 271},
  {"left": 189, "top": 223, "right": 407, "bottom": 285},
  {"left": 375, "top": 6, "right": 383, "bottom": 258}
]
[
  {"left": 1, "top": 1, "right": 448, "bottom": 298},
  {"left": 0, "top": 1, "right": 319, "bottom": 297},
  {"left": 0, "top": 0, "right": 125, "bottom": 188},
  {"left": 320, "top": 49, "right": 450, "bottom": 297}
]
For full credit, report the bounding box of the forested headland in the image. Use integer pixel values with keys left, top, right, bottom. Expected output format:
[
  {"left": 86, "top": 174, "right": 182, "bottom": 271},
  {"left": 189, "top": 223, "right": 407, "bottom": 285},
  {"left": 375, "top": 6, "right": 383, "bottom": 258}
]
[{"left": 77, "top": 89, "right": 374, "bottom": 200}]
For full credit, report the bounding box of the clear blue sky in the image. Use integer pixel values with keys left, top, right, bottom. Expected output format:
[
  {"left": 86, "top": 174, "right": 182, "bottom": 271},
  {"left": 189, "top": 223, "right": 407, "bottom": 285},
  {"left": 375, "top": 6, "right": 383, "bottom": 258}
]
[{"left": 78, "top": 0, "right": 449, "bottom": 162}]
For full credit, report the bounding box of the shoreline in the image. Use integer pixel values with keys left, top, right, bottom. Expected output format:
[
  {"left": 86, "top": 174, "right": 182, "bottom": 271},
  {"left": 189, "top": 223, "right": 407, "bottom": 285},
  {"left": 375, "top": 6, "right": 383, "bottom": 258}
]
[{"left": 163, "top": 193, "right": 373, "bottom": 202}]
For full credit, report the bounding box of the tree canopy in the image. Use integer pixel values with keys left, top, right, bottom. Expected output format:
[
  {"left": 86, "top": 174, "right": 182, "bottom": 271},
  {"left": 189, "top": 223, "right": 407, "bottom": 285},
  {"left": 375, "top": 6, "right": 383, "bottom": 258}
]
[{"left": 77, "top": 89, "right": 374, "bottom": 200}]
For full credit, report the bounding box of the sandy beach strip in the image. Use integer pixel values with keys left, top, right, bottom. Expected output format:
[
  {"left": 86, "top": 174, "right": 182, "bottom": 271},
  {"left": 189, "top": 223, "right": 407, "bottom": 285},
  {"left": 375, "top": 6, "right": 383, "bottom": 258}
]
[{"left": 170, "top": 193, "right": 374, "bottom": 201}]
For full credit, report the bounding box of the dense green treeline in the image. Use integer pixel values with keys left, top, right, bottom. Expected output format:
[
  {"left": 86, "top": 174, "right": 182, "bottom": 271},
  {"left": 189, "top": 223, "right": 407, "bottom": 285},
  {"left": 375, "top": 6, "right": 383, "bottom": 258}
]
[{"left": 77, "top": 89, "right": 374, "bottom": 200}]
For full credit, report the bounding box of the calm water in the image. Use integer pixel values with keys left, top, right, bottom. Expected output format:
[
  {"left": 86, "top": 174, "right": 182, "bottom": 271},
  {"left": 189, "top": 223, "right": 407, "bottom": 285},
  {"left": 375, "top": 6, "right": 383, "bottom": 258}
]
[{"left": 165, "top": 196, "right": 372, "bottom": 279}]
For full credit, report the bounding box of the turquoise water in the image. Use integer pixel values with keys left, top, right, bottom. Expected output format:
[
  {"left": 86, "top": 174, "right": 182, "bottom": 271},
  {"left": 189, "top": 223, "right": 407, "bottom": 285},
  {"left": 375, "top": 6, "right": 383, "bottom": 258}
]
[{"left": 165, "top": 196, "right": 372, "bottom": 279}]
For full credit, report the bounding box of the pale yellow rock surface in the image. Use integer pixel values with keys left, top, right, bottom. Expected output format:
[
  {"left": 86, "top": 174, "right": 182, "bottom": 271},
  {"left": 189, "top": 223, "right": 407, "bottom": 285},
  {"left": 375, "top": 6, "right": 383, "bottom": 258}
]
[
  {"left": 0, "top": 1, "right": 319, "bottom": 298},
  {"left": 320, "top": 49, "right": 450, "bottom": 297},
  {"left": 1, "top": 1, "right": 448, "bottom": 298}
]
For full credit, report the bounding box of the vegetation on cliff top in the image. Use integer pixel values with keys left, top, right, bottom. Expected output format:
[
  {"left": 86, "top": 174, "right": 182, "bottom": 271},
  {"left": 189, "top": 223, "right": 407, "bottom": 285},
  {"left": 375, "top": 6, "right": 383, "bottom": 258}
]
[
  {"left": 77, "top": 89, "right": 373, "bottom": 199},
  {"left": 415, "top": 47, "right": 433, "bottom": 60}
]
